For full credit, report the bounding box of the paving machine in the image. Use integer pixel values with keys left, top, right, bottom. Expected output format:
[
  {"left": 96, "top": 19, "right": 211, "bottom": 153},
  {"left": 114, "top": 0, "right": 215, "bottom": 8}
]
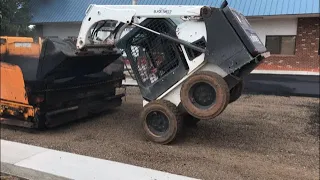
[
  {"left": 0, "top": 36, "right": 125, "bottom": 129},
  {"left": 73, "top": 0, "right": 270, "bottom": 144}
]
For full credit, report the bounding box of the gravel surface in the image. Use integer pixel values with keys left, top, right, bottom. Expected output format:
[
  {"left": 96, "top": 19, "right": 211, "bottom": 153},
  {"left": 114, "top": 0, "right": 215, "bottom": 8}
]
[
  {"left": 0, "top": 173, "right": 27, "bottom": 180},
  {"left": 1, "top": 88, "right": 319, "bottom": 180}
]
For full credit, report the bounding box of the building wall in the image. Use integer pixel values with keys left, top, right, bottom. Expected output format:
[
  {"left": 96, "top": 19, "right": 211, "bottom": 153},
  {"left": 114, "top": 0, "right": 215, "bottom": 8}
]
[
  {"left": 256, "top": 17, "right": 319, "bottom": 72},
  {"left": 249, "top": 18, "right": 298, "bottom": 45},
  {"left": 42, "top": 23, "right": 81, "bottom": 39}
]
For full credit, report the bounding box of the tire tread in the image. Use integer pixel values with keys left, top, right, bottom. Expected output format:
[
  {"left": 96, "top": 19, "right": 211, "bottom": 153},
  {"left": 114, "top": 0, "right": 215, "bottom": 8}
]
[
  {"left": 140, "top": 100, "right": 183, "bottom": 144},
  {"left": 180, "top": 71, "right": 230, "bottom": 120}
]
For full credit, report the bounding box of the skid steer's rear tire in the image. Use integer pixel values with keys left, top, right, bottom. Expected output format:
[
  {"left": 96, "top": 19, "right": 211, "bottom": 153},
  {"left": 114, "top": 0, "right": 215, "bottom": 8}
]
[
  {"left": 229, "top": 80, "right": 244, "bottom": 104},
  {"left": 180, "top": 71, "right": 230, "bottom": 120},
  {"left": 140, "top": 100, "right": 183, "bottom": 145}
]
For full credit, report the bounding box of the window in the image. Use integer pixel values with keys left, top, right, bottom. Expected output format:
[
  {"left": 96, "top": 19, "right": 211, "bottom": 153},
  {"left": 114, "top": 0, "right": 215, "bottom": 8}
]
[{"left": 266, "top": 36, "right": 296, "bottom": 55}]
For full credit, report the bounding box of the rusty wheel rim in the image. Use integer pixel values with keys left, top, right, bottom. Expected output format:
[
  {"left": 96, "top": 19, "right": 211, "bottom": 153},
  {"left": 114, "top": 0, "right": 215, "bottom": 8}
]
[
  {"left": 189, "top": 82, "right": 216, "bottom": 109},
  {"left": 146, "top": 111, "right": 170, "bottom": 136}
]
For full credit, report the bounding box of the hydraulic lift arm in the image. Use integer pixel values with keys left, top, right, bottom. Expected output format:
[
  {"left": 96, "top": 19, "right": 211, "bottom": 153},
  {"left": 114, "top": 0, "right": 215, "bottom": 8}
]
[{"left": 76, "top": 5, "right": 205, "bottom": 50}]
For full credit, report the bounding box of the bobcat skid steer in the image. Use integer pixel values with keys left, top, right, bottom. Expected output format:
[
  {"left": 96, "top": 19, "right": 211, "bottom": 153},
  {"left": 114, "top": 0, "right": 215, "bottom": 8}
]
[
  {"left": 0, "top": 36, "right": 125, "bottom": 129},
  {"left": 75, "top": 1, "right": 270, "bottom": 144}
]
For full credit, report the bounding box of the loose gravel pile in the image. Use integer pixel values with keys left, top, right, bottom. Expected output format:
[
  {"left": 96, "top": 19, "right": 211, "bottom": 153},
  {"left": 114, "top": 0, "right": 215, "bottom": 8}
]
[{"left": 1, "top": 89, "right": 319, "bottom": 180}]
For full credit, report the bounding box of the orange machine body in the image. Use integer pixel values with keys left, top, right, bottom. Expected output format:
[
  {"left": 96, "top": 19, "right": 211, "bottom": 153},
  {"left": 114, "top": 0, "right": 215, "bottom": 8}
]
[
  {"left": 0, "top": 36, "right": 41, "bottom": 58},
  {"left": 0, "top": 62, "right": 29, "bottom": 104},
  {"left": 0, "top": 36, "right": 41, "bottom": 122},
  {"left": 0, "top": 62, "right": 35, "bottom": 121}
]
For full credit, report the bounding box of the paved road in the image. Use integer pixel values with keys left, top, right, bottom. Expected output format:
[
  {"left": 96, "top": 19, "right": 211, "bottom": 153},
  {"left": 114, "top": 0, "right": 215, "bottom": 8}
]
[
  {"left": 244, "top": 74, "right": 319, "bottom": 97},
  {"left": 1, "top": 90, "right": 319, "bottom": 180}
]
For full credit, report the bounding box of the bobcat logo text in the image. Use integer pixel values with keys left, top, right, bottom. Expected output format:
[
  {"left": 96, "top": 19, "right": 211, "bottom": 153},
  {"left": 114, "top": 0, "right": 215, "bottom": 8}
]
[{"left": 154, "top": 8, "right": 172, "bottom": 14}]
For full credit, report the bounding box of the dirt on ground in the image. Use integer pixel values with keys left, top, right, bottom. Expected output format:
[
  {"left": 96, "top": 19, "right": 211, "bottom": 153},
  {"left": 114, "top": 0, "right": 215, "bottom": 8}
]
[
  {"left": 0, "top": 173, "right": 27, "bottom": 180},
  {"left": 1, "top": 88, "right": 319, "bottom": 180}
]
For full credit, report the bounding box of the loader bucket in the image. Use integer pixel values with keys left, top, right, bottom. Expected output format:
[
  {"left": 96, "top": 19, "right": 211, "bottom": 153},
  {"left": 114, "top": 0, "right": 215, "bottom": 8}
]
[
  {"left": 36, "top": 38, "right": 122, "bottom": 80},
  {"left": 201, "top": 6, "right": 267, "bottom": 75}
]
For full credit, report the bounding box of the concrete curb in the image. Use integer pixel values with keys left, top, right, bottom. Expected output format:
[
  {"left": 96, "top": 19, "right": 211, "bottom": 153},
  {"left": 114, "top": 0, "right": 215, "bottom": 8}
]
[
  {"left": 0, "top": 140, "right": 199, "bottom": 180},
  {"left": 1, "top": 162, "right": 70, "bottom": 180}
]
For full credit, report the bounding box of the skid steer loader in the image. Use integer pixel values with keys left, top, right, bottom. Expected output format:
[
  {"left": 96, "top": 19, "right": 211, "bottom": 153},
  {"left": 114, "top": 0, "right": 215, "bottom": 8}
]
[
  {"left": 0, "top": 36, "right": 125, "bottom": 129},
  {"left": 73, "top": 0, "right": 270, "bottom": 144}
]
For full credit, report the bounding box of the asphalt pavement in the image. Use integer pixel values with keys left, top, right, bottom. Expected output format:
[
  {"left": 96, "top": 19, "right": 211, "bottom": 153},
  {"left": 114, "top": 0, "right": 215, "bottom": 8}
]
[{"left": 244, "top": 74, "right": 319, "bottom": 97}]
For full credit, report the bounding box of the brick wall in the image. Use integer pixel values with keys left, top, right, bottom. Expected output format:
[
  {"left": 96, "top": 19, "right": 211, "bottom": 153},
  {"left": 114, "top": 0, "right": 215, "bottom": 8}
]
[{"left": 257, "top": 17, "right": 320, "bottom": 72}]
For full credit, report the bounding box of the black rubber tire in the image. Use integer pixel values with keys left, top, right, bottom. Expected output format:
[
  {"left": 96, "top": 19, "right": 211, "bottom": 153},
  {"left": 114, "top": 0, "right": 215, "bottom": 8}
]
[
  {"left": 229, "top": 80, "right": 244, "bottom": 104},
  {"left": 180, "top": 71, "right": 230, "bottom": 120},
  {"left": 140, "top": 100, "right": 183, "bottom": 145}
]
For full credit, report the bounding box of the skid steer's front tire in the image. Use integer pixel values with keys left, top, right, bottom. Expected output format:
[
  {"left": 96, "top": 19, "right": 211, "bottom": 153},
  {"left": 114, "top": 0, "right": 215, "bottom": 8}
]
[
  {"left": 140, "top": 100, "right": 183, "bottom": 145},
  {"left": 180, "top": 71, "right": 230, "bottom": 120}
]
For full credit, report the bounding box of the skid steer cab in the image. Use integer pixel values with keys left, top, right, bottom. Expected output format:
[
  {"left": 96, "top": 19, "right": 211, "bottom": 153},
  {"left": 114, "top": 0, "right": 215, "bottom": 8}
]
[{"left": 76, "top": 0, "right": 270, "bottom": 144}]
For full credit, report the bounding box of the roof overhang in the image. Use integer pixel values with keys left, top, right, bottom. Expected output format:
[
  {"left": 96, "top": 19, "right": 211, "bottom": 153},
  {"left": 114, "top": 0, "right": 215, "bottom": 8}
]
[{"left": 247, "top": 13, "right": 320, "bottom": 20}]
